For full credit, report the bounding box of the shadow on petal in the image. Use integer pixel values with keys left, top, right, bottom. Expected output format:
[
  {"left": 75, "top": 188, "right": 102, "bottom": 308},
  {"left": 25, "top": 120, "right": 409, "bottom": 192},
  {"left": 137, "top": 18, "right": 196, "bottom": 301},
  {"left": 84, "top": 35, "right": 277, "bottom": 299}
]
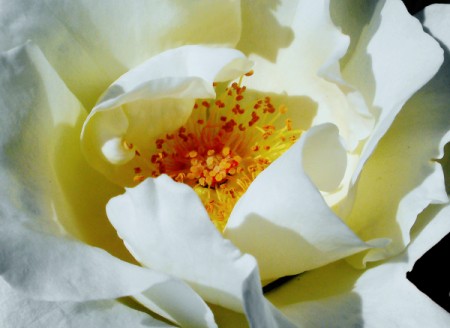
[
  {"left": 53, "top": 118, "right": 134, "bottom": 263},
  {"left": 237, "top": 0, "right": 295, "bottom": 62}
]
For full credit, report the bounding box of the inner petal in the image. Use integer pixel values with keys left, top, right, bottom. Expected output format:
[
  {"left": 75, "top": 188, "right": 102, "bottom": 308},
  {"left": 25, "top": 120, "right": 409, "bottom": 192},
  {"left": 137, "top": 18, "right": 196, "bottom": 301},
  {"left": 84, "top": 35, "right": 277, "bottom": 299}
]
[{"left": 129, "top": 72, "right": 302, "bottom": 230}]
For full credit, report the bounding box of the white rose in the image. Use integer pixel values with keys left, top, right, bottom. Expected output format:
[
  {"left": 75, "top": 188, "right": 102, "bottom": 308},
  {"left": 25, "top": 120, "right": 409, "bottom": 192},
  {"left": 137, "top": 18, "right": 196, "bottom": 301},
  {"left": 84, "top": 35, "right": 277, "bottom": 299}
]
[{"left": 0, "top": 0, "right": 449, "bottom": 327}]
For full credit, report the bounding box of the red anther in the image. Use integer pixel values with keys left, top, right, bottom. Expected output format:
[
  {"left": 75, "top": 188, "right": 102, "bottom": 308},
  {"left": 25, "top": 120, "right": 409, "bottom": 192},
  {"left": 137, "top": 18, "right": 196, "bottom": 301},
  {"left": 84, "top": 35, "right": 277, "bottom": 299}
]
[
  {"left": 222, "top": 119, "right": 237, "bottom": 133},
  {"left": 232, "top": 104, "right": 245, "bottom": 115},
  {"left": 151, "top": 154, "right": 159, "bottom": 164},
  {"left": 214, "top": 100, "right": 225, "bottom": 108},
  {"left": 156, "top": 138, "right": 165, "bottom": 149},
  {"left": 248, "top": 111, "right": 260, "bottom": 127}
]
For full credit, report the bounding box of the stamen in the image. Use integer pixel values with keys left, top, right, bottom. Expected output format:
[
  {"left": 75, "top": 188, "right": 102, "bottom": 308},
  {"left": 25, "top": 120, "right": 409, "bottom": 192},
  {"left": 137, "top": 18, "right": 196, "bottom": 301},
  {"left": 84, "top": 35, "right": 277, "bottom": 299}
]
[{"left": 138, "top": 72, "right": 302, "bottom": 231}]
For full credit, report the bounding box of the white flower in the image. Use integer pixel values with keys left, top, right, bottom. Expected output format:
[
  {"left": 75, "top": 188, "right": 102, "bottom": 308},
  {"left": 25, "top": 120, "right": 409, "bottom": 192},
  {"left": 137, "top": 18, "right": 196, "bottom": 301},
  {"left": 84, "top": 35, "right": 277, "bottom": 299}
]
[{"left": 0, "top": 0, "right": 449, "bottom": 327}]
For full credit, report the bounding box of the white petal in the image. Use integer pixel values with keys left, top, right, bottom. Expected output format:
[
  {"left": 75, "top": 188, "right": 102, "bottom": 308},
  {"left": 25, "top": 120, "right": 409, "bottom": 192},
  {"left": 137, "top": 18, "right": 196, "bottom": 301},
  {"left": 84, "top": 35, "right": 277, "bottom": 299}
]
[
  {"left": 302, "top": 124, "right": 347, "bottom": 192},
  {"left": 0, "top": 40, "right": 136, "bottom": 260},
  {"left": 0, "top": 278, "right": 173, "bottom": 328},
  {"left": 266, "top": 205, "right": 450, "bottom": 327},
  {"left": 81, "top": 45, "right": 253, "bottom": 187},
  {"left": 0, "top": 222, "right": 218, "bottom": 327},
  {"left": 0, "top": 42, "right": 216, "bottom": 327},
  {"left": 342, "top": 0, "right": 444, "bottom": 182},
  {"left": 0, "top": 0, "right": 241, "bottom": 108},
  {"left": 225, "top": 124, "right": 370, "bottom": 281},
  {"left": 329, "top": 0, "right": 378, "bottom": 68},
  {"left": 107, "top": 175, "right": 295, "bottom": 327},
  {"left": 0, "top": 44, "right": 148, "bottom": 297},
  {"left": 0, "top": 222, "right": 219, "bottom": 327},
  {"left": 422, "top": 4, "right": 450, "bottom": 47},
  {"left": 340, "top": 3, "right": 450, "bottom": 266},
  {"left": 238, "top": 0, "right": 374, "bottom": 150}
]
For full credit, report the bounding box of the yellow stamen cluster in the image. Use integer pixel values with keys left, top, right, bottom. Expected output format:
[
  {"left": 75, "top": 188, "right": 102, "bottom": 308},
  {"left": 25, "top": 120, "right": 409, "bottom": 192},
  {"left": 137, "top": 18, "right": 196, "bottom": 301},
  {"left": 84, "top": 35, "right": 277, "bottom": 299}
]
[{"left": 135, "top": 71, "right": 302, "bottom": 231}]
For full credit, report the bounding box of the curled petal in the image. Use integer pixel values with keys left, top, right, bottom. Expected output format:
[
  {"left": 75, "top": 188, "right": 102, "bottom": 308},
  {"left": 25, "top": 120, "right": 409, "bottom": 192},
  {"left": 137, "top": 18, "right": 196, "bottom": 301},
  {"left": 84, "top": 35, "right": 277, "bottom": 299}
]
[
  {"left": 0, "top": 42, "right": 216, "bottom": 327},
  {"left": 81, "top": 45, "right": 253, "bottom": 187},
  {"left": 339, "top": 0, "right": 444, "bottom": 181},
  {"left": 238, "top": 0, "right": 374, "bottom": 150},
  {"left": 0, "top": 277, "right": 174, "bottom": 328},
  {"left": 341, "top": 2, "right": 450, "bottom": 267},
  {"left": 225, "top": 124, "right": 371, "bottom": 281},
  {"left": 266, "top": 205, "right": 450, "bottom": 327},
  {"left": 107, "top": 175, "right": 295, "bottom": 327}
]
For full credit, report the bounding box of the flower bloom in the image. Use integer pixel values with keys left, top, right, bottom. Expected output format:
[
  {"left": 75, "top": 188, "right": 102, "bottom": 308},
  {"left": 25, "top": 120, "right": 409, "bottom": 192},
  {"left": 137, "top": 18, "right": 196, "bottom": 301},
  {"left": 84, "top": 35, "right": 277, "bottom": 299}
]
[{"left": 0, "top": 0, "right": 449, "bottom": 327}]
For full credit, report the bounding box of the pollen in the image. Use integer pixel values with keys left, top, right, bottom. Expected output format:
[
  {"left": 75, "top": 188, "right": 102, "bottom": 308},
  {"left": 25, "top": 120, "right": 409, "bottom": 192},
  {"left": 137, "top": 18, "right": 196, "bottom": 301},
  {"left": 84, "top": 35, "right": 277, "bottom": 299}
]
[{"left": 138, "top": 72, "right": 302, "bottom": 231}]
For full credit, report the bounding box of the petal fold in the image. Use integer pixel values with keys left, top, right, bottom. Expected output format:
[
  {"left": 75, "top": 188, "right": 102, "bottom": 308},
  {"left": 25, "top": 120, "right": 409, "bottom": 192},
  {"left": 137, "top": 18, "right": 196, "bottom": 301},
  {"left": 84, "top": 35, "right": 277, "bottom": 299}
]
[
  {"left": 106, "top": 175, "right": 294, "bottom": 327},
  {"left": 0, "top": 42, "right": 216, "bottom": 327},
  {"left": 238, "top": 0, "right": 374, "bottom": 150},
  {"left": 342, "top": 0, "right": 444, "bottom": 181},
  {"left": 341, "top": 2, "right": 450, "bottom": 266},
  {"left": 81, "top": 45, "right": 253, "bottom": 187},
  {"left": 225, "top": 124, "right": 369, "bottom": 281},
  {"left": 266, "top": 205, "right": 450, "bottom": 328},
  {"left": 0, "top": 278, "right": 173, "bottom": 328}
]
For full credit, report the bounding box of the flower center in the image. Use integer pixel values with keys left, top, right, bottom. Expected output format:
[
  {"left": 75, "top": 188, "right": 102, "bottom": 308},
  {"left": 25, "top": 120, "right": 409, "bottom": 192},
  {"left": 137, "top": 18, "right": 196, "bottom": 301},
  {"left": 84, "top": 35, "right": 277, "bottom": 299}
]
[{"left": 134, "top": 71, "right": 302, "bottom": 231}]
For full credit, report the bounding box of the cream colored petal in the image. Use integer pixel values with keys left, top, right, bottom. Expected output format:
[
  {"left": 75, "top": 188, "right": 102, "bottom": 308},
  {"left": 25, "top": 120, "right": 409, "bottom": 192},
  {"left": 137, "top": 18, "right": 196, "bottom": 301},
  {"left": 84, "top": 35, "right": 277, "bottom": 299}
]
[
  {"left": 0, "top": 278, "right": 174, "bottom": 328},
  {"left": 238, "top": 0, "right": 374, "bottom": 150},
  {"left": 0, "top": 40, "right": 131, "bottom": 260},
  {"left": 329, "top": 0, "right": 378, "bottom": 68},
  {"left": 341, "top": 0, "right": 444, "bottom": 182},
  {"left": 225, "top": 124, "right": 370, "bottom": 281},
  {"left": 0, "top": 43, "right": 216, "bottom": 327},
  {"left": 106, "top": 175, "right": 295, "bottom": 327},
  {"left": 266, "top": 205, "right": 450, "bottom": 328},
  {"left": 3, "top": 226, "right": 217, "bottom": 328},
  {"left": 341, "top": 3, "right": 450, "bottom": 267},
  {"left": 81, "top": 45, "right": 253, "bottom": 187},
  {"left": 0, "top": 0, "right": 241, "bottom": 108}
]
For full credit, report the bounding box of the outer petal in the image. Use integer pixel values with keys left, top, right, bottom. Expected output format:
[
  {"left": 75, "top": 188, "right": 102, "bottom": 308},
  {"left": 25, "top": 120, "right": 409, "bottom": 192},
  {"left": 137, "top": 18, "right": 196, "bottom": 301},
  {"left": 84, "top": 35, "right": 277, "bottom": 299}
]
[
  {"left": 0, "top": 277, "right": 173, "bottom": 328},
  {"left": 81, "top": 45, "right": 253, "bottom": 187},
  {"left": 341, "top": 3, "right": 450, "bottom": 266},
  {"left": 225, "top": 124, "right": 372, "bottom": 281},
  {"left": 107, "top": 176, "right": 295, "bottom": 327},
  {"left": 0, "top": 224, "right": 217, "bottom": 328},
  {"left": 0, "top": 0, "right": 242, "bottom": 108},
  {"left": 266, "top": 205, "right": 450, "bottom": 327},
  {"left": 0, "top": 43, "right": 216, "bottom": 328},
  {"left": 337, "top": 0, "right": 444, "bottom": 181},
  {"left": 238, "top": 0, "right": 374, "bottom": 150}
]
